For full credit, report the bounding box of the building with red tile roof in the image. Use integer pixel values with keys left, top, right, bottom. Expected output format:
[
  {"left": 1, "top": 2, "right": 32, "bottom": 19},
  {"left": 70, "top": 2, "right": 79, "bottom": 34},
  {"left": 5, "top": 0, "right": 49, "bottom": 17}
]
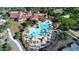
[
  {"left": 53, "top": 23, "right": 60, "bottom": 29},
  {"left": 9, "top": 11, "right": 20, "bottom": 19},
  {"left": 9, "top": 10, "right": 48, "bottom": 22}
]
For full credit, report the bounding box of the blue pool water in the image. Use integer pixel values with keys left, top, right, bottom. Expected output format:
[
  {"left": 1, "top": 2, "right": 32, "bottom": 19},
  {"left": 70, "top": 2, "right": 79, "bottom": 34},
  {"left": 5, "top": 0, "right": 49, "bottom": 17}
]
[{"left": 29, "top": 22, "right": 51, "bottom": 37}]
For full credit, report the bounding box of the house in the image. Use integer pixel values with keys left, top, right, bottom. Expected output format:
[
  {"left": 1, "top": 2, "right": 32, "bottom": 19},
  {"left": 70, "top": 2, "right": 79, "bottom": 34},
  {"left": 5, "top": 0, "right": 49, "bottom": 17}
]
[
  {"left": 18, "top": 10, "right": 32, "bottom": 22},
  {"left": 9, "top": 11, "right": 20, "bottom": 19},
  {"left": 31, "top": 11, "right": 48, "bottom": 21},
  {"left": 9, "top": 10, "right": 48, "bottom": 22}
]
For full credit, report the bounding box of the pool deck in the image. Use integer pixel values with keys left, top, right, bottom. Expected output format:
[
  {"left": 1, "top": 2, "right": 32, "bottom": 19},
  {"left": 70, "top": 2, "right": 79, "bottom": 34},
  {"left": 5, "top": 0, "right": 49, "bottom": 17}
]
[{"left": 23, "top": 20, "right": 53, "bottom": 50}]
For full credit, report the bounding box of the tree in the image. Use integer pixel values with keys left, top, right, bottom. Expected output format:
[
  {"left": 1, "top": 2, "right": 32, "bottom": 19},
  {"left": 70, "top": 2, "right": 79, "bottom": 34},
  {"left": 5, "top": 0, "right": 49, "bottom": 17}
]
[
  {"left": 58, "top": 16, "right": 77, "bottom": 30},
  {"left": 21, "top": 20, "right": 37, "bottom": 29},
  {"left": 15, "top": 32, "right": 20, "bottom": 39},
  {"left": 2, "top": 43, "right": 11, "bottom": 51},
  {"left": 21, "top": 22, "right": 27, "bottom": 28},
  {"left": 39, "top": 7, "right": 48, "bottom": 13},
  {"left": 71, "top": 24, "right": 79, "bottom": 31},
  {"left": 31, "top": 20, "right": 37, "bottom": 24},
  {"left": 59, "top": 32, "right": 68, "bottom": 40},
  {"left": 39, "top": 18, "right": 46, "bottom": 22},
  {"left": 59, "top": 24, "right": 68, "bottom": 31},
  {"left": 0, "top": 20, "right": 12, "bottom": 32}
]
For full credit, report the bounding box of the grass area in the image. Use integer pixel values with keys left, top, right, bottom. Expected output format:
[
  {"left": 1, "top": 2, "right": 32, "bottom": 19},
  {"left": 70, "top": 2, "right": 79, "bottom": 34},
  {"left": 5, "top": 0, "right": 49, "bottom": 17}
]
[{"left": 10, "top": 20, "right": 21, "bottom": 32}]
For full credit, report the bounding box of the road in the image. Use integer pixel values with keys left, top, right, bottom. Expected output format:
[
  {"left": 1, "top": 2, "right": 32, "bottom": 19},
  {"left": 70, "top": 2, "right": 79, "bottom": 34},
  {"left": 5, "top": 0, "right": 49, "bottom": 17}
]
[
  {"left": 7, "top": 28, "right": 23, "bottom": 51},
  {"left": 66, "top": 31, "right": 78, "bottom": 40}
]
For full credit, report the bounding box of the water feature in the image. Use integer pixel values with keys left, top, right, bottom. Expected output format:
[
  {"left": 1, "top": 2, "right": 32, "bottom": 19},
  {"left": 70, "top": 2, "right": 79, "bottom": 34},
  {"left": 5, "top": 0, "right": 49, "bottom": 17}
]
[{"left": 28, "top": 22, "right": 52, "bottom": 38}]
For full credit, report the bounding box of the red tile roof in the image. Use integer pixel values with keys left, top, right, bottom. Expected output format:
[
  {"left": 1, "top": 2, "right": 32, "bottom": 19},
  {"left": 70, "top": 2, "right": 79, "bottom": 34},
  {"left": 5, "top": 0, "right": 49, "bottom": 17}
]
[
  {"left": 9, "top": 11, "right": 20, "bottom": 19},
  {"left": 53, "top": 23, "right": 60, "bottom": 29},
  {"left": 9, "top": 10, "right": 48, "bottom": 21}
]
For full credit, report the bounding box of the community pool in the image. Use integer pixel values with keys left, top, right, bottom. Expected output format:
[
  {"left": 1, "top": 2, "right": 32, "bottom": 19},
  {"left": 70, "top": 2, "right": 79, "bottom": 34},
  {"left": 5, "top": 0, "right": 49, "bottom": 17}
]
[{"left": 28, "top": 22, "right": 51, "bottom": 38}]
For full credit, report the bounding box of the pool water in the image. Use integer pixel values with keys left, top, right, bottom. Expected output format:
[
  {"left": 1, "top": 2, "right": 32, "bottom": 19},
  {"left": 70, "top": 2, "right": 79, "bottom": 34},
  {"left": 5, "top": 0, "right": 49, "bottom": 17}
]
[{"left": 29, "top": 22, "right": 51, "bottom": 38}]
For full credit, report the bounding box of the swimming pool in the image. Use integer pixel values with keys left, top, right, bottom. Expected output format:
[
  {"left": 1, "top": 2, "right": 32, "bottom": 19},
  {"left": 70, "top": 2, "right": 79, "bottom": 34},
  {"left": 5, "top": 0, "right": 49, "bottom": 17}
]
[{"left": 28, "top": 22, "right": 52, "bottom": 38}]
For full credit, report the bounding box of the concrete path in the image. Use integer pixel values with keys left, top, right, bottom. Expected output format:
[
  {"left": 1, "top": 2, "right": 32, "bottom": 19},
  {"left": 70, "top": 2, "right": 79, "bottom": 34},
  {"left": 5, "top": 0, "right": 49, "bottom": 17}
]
[{"left": 7, "top": 28, "right": 23, "bottom": 51}]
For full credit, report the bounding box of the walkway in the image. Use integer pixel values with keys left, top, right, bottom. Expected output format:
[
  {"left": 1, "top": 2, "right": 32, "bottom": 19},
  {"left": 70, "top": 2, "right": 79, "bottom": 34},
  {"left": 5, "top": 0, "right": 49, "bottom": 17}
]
[{"left": 7, "top": 28, "right": 23, "bottom": 51}]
